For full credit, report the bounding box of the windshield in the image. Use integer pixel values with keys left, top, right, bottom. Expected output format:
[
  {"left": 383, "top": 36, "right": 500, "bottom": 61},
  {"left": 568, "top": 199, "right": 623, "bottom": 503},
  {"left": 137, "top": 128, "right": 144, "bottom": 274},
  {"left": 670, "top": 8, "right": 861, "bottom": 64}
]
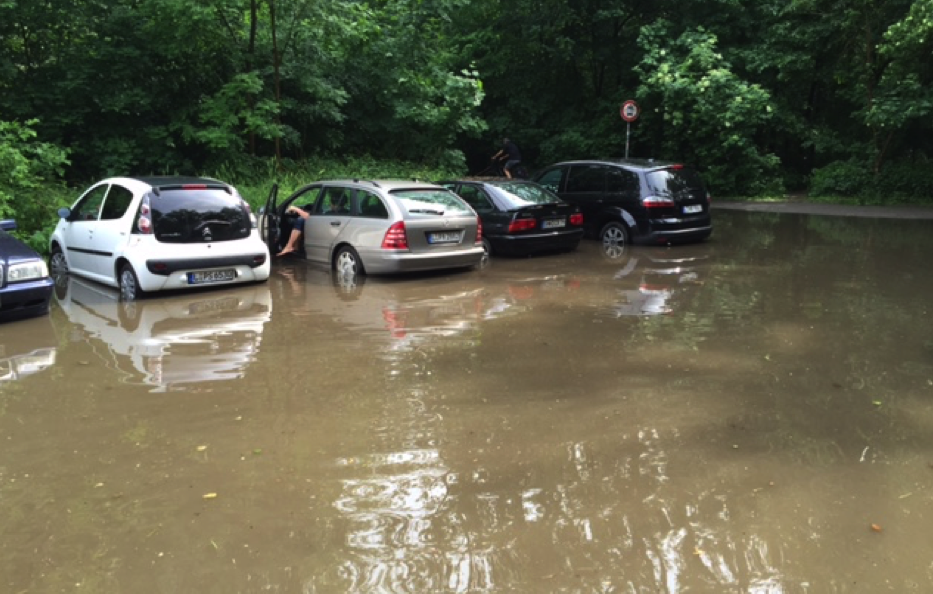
[
  {"left": 149, "top": 189, "right": 252, "bottom": 243},
  {"left": 645, "top": 168, "right": 707, "bottom": 200},
  {"left": 490, "top": 182, "right": 561, "bottom": 208},
  {"left": 391, "top": 189, "right": 473, "bottom": 216}
]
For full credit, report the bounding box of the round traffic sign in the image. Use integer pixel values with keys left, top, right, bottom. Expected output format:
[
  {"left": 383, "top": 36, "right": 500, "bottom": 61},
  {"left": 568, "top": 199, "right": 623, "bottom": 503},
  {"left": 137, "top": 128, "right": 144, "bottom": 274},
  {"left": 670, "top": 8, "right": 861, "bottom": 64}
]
[{"left": 620, "top": 100, "right": 639, "bottom": 123}]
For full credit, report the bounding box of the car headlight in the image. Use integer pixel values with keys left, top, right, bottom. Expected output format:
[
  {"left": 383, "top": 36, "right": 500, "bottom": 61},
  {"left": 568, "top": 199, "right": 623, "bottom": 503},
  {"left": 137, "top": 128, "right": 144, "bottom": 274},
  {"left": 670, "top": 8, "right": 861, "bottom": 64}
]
[{"left": 8, "top": 259, "right": 49, "bottom": 282}]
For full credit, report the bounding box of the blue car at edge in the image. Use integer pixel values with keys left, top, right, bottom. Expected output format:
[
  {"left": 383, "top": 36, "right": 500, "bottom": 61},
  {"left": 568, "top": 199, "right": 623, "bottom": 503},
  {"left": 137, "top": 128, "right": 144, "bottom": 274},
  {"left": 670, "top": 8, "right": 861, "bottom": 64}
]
[{"left": 0, "top": 219, "right": 54, "bottom": 322}]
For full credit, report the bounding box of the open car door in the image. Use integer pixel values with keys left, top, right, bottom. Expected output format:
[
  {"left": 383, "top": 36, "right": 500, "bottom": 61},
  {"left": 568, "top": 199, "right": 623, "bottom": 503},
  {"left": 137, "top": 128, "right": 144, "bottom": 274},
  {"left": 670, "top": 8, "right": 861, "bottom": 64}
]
[{"left": 260, "top": 183, "right": 279, "bottom": 254}]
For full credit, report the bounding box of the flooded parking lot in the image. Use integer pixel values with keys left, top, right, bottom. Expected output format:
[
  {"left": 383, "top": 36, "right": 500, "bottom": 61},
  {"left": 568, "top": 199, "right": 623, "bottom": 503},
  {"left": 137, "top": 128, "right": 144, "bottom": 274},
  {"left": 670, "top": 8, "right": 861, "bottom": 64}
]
[{"left": 2, "top": 209, "right": 932, "bottom": 593}]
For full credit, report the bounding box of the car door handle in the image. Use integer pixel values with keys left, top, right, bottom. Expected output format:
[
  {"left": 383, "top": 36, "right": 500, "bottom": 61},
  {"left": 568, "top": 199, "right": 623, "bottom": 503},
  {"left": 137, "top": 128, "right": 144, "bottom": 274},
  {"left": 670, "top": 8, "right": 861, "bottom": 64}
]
[{"left": 330, "top": 221, "right": 341, "bottom": 227}]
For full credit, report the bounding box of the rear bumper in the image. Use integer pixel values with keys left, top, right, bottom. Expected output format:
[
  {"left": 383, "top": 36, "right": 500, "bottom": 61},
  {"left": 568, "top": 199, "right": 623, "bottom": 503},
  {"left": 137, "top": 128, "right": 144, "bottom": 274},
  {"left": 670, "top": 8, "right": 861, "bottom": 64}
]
[
  {"left": 146, "top": 253, "right": 268, "bottom": 275},
  {"left": 0, "top": 277, "right": 54, "bottom": 320},
  {"left": 137, "top": 261, "right": 271, "bottom": 292},
  {"left": 489, "top": 228, "right": 584, "bottom": 256},
  {"left": 360, "top": 246, "right": 485, "bottom": 274},
  {"left": 637, "top": 215, "right": 712, "bottom": 245}
]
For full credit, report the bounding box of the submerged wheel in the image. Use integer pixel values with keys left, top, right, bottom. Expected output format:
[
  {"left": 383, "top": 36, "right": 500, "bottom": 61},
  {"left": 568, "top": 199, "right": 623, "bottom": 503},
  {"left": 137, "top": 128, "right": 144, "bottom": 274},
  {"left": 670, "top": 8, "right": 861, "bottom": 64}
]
[
  {"left": 334, "top": 246, "right": 363, "bottom": 279},
  {"left": 481, "top": 237, "right": 494, "bottom": 257},
  {"left": 119, "top": 263, "right": 144, "bottom": 301},
  {"left": 599, "top": 221, "right": 630, "bottom": 260},
  {"left": 49, "top": 245, "right": 69, "bottom": 276}
]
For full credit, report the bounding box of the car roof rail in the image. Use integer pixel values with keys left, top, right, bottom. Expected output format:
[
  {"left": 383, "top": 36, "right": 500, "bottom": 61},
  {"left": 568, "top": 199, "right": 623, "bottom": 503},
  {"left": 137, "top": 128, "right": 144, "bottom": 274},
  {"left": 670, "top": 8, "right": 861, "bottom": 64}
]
[{"left": 352, "top": 179, "right": 381, "bottom": 188}]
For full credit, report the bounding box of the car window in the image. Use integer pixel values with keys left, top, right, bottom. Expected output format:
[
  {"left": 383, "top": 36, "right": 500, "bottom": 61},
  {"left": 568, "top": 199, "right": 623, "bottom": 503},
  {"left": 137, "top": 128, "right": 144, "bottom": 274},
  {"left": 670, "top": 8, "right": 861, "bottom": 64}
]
[
  {"left": 391, "top": 189, "right": 473, "bottom": 216},
  {"left": 535, "top": 168, "right": 564, "bottom": 193},
  {"left": 150, "top": 188, "right": 251, "bottom": 243},
  {"left": 316, "top": 187, "right": 352, "bottom": 215},
  {"left": 566, "top": 165, "right": 605, "bottom": 192},
  {"left": 100, "top": 185, "right": 134, "bottom": 220},
  {"left": 456, "top": 186, "right": 495, "bottom": 213},
  {"left": 286, "top": 186, "right": 322, "bottom": 213},
  {"left": 646, "top": 167, "right": 706, "bottom": 198},
  {"left": 491, "top": 182, "right": 561, "bottom": 208},
  {"left": 607, "top": 169, "right": 639, "bottom": 194},
  {"left": 357, "top": 191, "right": 389, "bottom": 219},
  {"left": 72, "top": 185, "right": 109, "bottom": 222}
]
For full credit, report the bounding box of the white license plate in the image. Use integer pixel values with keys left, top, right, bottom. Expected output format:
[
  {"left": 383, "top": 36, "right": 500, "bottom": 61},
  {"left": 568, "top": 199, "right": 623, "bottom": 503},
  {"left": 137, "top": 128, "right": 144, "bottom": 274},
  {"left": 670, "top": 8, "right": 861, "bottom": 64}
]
[
  {"left": 683, "top": 204, "right": 703, "bottom": 214},
  {"left": 542, "top": 219, "right": 566, "bottom": 229},
  {"left": 187, "top": 269, "right": 236, "bottom": 285},
  {"left": 428, "top": 231, "right": 461, "bottom": 244}
]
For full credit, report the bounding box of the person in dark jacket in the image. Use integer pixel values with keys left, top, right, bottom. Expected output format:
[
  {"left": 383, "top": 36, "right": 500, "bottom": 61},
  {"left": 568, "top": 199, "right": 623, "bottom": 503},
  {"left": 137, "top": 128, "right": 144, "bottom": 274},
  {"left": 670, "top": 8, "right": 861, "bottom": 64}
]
[{"left": 492, "top": 137, "right": 522, "bottom": 179}]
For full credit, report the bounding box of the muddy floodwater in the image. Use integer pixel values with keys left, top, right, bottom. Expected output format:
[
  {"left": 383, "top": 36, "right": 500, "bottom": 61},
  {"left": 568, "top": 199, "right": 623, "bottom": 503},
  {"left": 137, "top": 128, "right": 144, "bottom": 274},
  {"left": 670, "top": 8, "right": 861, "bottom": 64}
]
[{"left": 2, "top": 209, "right": 932, "bottom": 593}]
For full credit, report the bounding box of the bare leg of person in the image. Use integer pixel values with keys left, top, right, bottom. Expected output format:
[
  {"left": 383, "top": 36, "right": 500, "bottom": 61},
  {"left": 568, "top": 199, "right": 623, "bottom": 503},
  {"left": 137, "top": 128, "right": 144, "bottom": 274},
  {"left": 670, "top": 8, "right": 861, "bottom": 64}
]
[{"left": 277, "top": 229, "right": 302, "bottom": 256}]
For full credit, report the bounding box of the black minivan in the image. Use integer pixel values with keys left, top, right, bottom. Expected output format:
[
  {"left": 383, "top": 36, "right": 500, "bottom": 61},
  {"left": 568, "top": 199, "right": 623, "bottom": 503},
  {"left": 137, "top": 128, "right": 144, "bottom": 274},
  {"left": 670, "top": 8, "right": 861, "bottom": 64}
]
[{"left": 532, "top": 159, "right": 712, "bottom": 247}]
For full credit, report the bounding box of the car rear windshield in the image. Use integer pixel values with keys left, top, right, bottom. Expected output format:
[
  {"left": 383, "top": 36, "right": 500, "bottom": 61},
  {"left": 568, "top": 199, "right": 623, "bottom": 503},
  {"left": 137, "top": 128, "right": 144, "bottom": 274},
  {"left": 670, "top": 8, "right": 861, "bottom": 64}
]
[
  {"left": 149, "top": 189, "right": 251, "bottom": 243},
  {"left": 491, "top": 182, "right": 561, "bottom": 209},
  {"left": 391, "top": 189, "right": 473, "bottom": 217},
  {"left": 645, "top": 167, "right": 707, "bottom": 200}
]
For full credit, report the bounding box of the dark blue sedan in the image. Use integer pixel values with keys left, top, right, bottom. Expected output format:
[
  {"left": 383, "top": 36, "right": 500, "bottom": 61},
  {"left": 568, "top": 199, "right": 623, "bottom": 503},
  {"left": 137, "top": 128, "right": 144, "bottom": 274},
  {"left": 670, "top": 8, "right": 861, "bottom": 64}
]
[{"left": 1, "top": 219, "right": 54, "bottom": 322}]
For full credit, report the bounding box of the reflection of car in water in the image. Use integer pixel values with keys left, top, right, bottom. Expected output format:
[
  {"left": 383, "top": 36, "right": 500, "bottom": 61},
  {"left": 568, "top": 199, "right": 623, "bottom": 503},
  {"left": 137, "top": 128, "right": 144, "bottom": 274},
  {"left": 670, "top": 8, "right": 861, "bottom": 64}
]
[
  {"left": 53, "top": 275, "right": 272, "bottom": 391},
  {"left": 597, "top": 242, "right": 706, "bottom": 316},
  {"left": 279, "top": 265, "right": 488, "bottom": 349},
  {"left": 0, "top": 315, "right": 57, "bottom": 382}
]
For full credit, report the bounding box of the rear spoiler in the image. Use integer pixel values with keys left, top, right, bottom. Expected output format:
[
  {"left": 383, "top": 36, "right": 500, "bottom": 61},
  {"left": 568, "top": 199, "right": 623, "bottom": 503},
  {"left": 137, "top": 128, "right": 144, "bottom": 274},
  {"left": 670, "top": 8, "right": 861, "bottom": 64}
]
[{"left": 152, "top": 183, "right": 233, "bottom": 196}]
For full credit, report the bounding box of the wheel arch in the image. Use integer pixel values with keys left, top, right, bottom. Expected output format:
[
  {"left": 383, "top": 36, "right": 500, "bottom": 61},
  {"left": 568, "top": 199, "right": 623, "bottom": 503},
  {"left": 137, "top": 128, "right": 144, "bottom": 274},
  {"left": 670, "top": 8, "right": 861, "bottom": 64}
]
[{"left": 331, "top": 242, "right": 365, "bottom": 273}]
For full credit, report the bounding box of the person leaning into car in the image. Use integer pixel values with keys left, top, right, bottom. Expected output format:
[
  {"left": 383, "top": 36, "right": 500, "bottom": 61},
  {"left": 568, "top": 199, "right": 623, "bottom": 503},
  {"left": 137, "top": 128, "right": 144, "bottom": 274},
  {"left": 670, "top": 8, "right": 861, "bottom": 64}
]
[{"left": 277, "top": 205, "right": 310, "bottom": 257}]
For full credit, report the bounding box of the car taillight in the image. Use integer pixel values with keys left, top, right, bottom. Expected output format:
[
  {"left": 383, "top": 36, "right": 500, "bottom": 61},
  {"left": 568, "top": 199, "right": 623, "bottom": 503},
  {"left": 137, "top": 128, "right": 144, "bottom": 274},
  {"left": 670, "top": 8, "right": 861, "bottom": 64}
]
[
  {"left": 570, "top": 213, "right": 584, "bottom": 226},
  {"left": 381, "top": 221, "right": 408, "bottom": 249},
  {"left": 138, "top": 198, "right": 153, "bottom": 234},
  {"left": 707, "top": 193, "right": 712, "bottom": 204},
  {"left": 182, "top": 184, "right": 208, "bottom": 190},
  {"left": 508, "top": 217, "right": 537, "bottom": 233},
  {"left": 643, "top": 196, "right": 676, "bottom": 209},
  {"left": 475, "top": 216, "right": 483, "bottom": 244}
]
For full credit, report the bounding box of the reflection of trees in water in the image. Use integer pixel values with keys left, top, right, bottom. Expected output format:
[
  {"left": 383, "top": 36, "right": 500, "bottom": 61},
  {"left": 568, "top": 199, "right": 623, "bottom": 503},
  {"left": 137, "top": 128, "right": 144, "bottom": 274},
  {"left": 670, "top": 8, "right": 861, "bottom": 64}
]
[
  {"left": 303, "top": 411, "right": 793, "bottom": 592},
  {"left": 152, "top": 205, "right": 250, "bottom": 241}
]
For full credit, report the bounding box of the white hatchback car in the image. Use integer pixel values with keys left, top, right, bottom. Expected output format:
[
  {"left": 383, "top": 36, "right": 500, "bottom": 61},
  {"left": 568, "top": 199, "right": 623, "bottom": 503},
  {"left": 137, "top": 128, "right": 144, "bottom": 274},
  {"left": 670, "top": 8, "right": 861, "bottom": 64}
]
[{"left": 50, "top": 176, "right": 270, "bottom": 299}]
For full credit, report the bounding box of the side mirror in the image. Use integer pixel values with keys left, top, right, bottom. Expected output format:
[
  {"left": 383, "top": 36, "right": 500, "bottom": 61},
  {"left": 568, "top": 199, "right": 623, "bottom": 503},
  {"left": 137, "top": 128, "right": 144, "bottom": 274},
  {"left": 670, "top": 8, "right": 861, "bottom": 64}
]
[
  {"left": 258, "top": 206, "right": 266, "bottom": 215},
  {"left": 57, "top": 207, "right": 72, "bottom": 219},
  {"left": 0, "top": 219, "right": 17, "bottom": 232}
]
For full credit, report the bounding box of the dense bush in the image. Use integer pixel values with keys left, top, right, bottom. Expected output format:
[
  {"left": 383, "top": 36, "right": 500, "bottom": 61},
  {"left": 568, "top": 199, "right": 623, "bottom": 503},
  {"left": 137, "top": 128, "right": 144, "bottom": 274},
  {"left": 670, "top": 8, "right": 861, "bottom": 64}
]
[
  {"left": 0, "top": 120, "right": 72, "bottom": 252},
  {"left": 811, "top": 158, "right": 933, "bottom": 203}
]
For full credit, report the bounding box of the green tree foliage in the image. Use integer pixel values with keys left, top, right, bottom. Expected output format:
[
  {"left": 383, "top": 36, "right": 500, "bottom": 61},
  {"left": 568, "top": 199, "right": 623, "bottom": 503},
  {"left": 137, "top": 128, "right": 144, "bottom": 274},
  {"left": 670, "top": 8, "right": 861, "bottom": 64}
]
[
  {"left": 0, "top": 0, "right": 932, "bottom": 205},
  {"left": 0, "top": 119, "right": 70, "bottom": 249},
  {"left": 635, "top": 22, "right": 781, "bottom": 195}
]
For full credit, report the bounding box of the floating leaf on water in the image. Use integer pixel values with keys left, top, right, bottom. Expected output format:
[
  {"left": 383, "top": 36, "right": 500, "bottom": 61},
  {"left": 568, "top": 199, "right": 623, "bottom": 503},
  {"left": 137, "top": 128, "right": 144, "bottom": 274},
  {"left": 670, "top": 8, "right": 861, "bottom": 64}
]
[
  {"left": 203, "top": 492, "right": 218, "bottom": 500},
  {"left": 196, "top": 445, "right": 208, "bottom": 452},
  {"left": 870, "top": 523, "right": 882, "bottom": 532},
  {"left": 872, "top": 400, "right": 883, "bottom": 406},
  {"left": 252, "top": 449, "right": 262, "bottom": 455}
]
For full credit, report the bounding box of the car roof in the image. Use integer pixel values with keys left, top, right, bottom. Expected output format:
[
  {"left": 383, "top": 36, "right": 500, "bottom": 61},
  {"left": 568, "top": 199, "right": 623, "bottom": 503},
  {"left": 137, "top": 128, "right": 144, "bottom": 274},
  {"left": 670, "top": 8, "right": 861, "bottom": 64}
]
[
  {"left": 439, "top": 178, "right": 540, "bottom": 187},
  {"left": 547, "top": 159, "right": 686, "bottom": 172},
  {"left": 99, "top": 176, "right": 233, "bottom": 192},
  {"left": 311, "top": 179, "right": 450, "bottom": 192}
]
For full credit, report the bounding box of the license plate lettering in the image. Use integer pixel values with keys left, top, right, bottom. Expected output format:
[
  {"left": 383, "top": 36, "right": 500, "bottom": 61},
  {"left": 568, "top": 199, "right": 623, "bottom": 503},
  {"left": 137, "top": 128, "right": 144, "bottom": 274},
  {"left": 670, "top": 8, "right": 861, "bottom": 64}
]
[
  {"left": 428, "top": 231, "right": 461, "bottom": 244},
  {"left": 683, "top": 204, "right": 703, "bottom": 214},
  {"left": 188, "top": 269, "right": 236, "bottom": 284},
  {"left": 542, "top": 219, "right": 566, "bottom": 229}
]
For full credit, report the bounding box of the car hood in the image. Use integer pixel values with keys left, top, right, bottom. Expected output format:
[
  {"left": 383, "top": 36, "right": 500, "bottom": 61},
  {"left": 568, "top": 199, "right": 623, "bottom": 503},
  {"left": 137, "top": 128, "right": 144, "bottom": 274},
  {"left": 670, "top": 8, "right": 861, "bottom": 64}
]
[{"left": 0, "top": 231, "right": 42, "bottom": 265}]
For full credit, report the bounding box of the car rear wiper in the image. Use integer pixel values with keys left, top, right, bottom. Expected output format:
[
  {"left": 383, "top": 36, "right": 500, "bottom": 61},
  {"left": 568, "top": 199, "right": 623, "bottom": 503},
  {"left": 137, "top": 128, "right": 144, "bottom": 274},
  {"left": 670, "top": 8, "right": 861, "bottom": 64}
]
[
  {"left": 408, "top": 208, "right": 445, "bottom": 215},
  {"left": 193, "top": 220, "right": 233, "bottom": 231}
]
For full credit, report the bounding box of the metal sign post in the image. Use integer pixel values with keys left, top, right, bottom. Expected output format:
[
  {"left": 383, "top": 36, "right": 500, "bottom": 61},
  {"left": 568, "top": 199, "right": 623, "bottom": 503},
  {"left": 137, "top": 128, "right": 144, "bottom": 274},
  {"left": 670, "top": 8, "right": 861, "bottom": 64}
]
[{"left": 620, "top": 100, "right": 639, "bottom": 159}]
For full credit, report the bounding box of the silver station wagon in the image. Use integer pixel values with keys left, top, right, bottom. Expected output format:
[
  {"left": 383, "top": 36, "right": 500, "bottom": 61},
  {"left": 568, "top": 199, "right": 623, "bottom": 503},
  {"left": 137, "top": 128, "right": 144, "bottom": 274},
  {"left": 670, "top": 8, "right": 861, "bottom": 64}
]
[{"left": 261, "top": 179, "right": 485, "bottom": 277}]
